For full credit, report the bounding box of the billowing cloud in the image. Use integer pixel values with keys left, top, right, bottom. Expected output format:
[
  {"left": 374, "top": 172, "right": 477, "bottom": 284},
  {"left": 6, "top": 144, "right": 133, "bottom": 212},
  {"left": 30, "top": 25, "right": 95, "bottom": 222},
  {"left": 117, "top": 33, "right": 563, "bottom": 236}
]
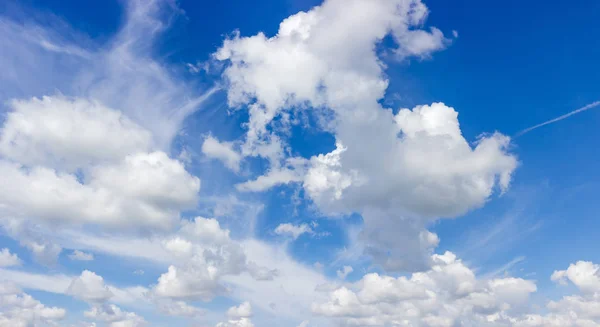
[
  {"left": 313, "top": 251, "right": 536, "bottom": 326},
  {"left": 153, "top": 217, "right": 277, "bottom": 301},
  {"left": 0, "top": 248, "right": 21, "bottom": 267},
  {"left": 216, "top": 302, "right": 255, "bottom": 327},
  {"left": 0, "top": 282, "right": 66, "bottom": 326},
  {"left": 67, "top": 270, "right": 114, "bottom": 303},
  {"left": 214, "top": 0, "right": 515, "bottom": 271},
  {"left": 0, "top": 148, "right": 200, "bottom": 230}
]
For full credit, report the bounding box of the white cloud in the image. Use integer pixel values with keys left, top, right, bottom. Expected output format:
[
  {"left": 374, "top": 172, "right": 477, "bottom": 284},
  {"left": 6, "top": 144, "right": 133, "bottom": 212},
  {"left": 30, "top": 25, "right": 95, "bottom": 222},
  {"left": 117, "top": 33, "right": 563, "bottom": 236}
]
[
  {"left": 67, "top": 270, "right": 114, "bottom": 303},
  {"left": 69, "top": 250, "right": 95, "bottom": 261},
  {"left": 0, "top": 96, "right": 152, "bottom": 170},
  {"left": 336, "top": 266, "right": 353, "bottom": 280},
  {"left": 551, "top": 261, "right": 600, "bottom": 294},
  {"left": 236, "top": 167, "right": 305, "bottom": 192},
  {"left": 84, "top": 304, "right": 146, "bottom": 327},
  {"left": 0, "top": 282, "right": 66, "bottom": 326},
  {"left": 227, "top": 302, "right": 253, "bottom": 319},
  {"left": 216, "top": 302, "right": 255, "bottom": 327},
  {"left": 153, "top": 217, "right": 275, "bottom": 301},
  {"left": 0, "top": 248, "right": 21, "bottom": 267},
  {"left": 0, "top": 149, "right": 200, "bottom": 230},
  {"left": 274, "top": 223, "right": 313, "bottom": 240},
  {"left": 202, "top": 136, "right": 242, "bottom": 172},
  {"left": 215, "top": 0, "right": 517, "bottom": 271},
  {"left": 313, "top": 251, "right": 537, "bottom": 326}
]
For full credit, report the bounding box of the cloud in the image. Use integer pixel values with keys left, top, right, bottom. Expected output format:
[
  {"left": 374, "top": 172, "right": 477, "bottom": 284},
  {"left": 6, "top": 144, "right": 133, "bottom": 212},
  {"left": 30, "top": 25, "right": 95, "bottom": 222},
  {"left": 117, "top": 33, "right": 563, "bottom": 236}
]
[
  {"left": 0, "top": 0, "right": 212, "bottom": 267},
  {"left": 69, "top": 250, "right": 95, "bottom": 261},
  {"left": 153, "top": 217, "right": 276, "bottom": 301},
  {"left": 84, "top": 304, "right": 146, "bottom": 327},
  {"left": 0, "top": 96, "right": 152, "bottom": 170},
  {"left": 0, "top": 149, "right": 200, "bottom": 230},
  {"left": 227, "top": 302, "right": 253, "bottom": 319},
  {"left": 0, "top": 282, "right": 66, "bottom": 326},
  {"left": 313, "top": 251, "right": 537, "bottom": 326},
  {"left": 216, "top": 302, "right": 255, "bottom": 327},
  {"left": 214, "top": 0, "right": 517, "bottom": 271},
  {"left": 0, "top": 248, "right": 21, "bottom": 267},
  {"left": 551, "top": 261, "right": 600, "bottom": 294},
  {"left": 202, "top": 136, "right": 242, "bottom": 173},
  {"left": 274, "top": 223, "right": 313, "bottom": 240},
  {"left": 67, "top": 270, "right": 114, "bottom": 303}
]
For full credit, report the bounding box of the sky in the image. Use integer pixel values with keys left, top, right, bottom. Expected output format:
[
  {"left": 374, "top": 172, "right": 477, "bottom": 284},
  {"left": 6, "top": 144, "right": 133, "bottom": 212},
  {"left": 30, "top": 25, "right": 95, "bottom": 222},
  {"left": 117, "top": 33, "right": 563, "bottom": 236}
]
[{"left": 0, "top": 0, "right": 600, "bottom": 326}]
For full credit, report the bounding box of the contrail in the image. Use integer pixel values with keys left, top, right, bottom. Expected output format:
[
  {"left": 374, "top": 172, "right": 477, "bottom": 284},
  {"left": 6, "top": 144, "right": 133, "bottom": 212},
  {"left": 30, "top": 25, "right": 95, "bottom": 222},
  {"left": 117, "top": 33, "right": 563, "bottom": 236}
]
[{"left": 515, "top": 100, "right": 600, "bottom": 137}]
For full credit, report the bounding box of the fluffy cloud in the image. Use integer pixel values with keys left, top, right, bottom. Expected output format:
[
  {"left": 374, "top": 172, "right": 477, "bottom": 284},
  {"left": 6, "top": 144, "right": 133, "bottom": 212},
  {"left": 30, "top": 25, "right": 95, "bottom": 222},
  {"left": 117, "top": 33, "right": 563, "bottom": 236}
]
[
  {"left": 0, "top": 96, "right": 152, "bottom": 170},
  {"left": 0, "top": 282, "right": 66, "bottom": 326},
  {"left": 67, "top": 270, "right": 114, "bottom": 303},
  {"left": 0, "top": 248, "right": 21, "bottom": 267},
  {"left": 153, "top": 217, "right": 276, "bottom": 301},
  {"left": 313, "top": 251, "right": 537, "bottom": 326},
  {"left": 551, "top": 261, "right": 600, "bottom": 294},
  {"left": 215, "top": 0, "right": 515, "bottom": 271},
  {"left": 216, "top": 302, "right": 255, "bottom": 327},
  {"left": 0, "top": 98, "right": 200, "bottom": 232},
  {"left": 0, "top": 149, "right": 200, "bottom": 230},
  {"left": 84, "top": 304, "right": 146, "bottom": 327}
]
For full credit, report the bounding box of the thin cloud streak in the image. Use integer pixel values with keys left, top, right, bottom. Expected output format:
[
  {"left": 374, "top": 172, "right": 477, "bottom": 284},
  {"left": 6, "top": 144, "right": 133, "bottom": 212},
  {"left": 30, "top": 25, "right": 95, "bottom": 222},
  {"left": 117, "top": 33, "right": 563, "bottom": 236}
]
[{"left": 516, "top": 101, "right": 600, "bottom": 137}]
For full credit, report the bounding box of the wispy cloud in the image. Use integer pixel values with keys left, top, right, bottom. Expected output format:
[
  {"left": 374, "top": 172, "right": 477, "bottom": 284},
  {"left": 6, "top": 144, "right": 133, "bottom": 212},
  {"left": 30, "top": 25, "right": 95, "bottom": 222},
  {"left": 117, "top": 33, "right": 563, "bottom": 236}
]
[{"left": 516, "top": 101, "right": 600, "bottom": 137}]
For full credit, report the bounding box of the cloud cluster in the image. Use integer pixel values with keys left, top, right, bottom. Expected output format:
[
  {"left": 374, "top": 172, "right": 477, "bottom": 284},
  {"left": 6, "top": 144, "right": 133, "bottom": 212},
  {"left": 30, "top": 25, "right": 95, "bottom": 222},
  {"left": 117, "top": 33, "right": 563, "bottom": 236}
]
[
  {"left": 0, "top": 282, "right": 66, "bottom": 326},
  {"left": 153, "top": 217, "right": 277, "bottom": 301},
  {"left": 67, "top": 270, "right": 146, "bottom": 327},
  {"left": 0, "top": 248, "right": 21, "bottom": 267},
  {"left": 313, "top": 251, "right": 537, "bottom": 326},
  {"left": 214, "top": 0, "right": 516, "bottom": 271},
  {"left": 0, "top": 96, "right": 200, "bottom": 231},
  {"left": 216, "top": 302, "right": 255, "bottom": 327}
]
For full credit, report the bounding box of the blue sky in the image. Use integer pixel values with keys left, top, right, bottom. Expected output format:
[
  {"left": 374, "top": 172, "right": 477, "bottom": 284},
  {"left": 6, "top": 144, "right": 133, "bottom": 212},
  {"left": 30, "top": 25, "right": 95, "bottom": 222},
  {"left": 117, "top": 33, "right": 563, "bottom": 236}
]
[{"left": 1, "top": 0, "right": 600, "bottom": 326}]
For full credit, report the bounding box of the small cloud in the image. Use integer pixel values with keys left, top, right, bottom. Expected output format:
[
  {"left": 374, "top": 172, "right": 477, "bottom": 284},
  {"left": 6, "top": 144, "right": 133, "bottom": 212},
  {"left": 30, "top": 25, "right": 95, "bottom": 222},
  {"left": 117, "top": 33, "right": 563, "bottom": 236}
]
[
  {"left": 452, "top": 30, "right": 459, "bottom": 38},
  {"left": 274, "top": 223, "right": 313, "bottom": 240},
  {"left": 133, "top": 269, "right": 145, "bottom": 276},
  {"left": 0, "top": 248, "right": 22, "bottom": 267},
  {"left": 68, "top": 250, "right": 94, "bottom": 261}
]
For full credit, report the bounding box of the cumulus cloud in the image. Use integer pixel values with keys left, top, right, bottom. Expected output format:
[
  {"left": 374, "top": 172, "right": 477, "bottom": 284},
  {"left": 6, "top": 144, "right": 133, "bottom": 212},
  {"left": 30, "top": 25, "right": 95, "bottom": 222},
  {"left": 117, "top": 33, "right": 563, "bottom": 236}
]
[
  {"left": 214, "top": 0, "right": 517, "bottom": 271},
  {"left": 313, "top": 251, "right": 537, "bottom": 326},
  {"left": 216, "top": 302, "right": 255, "bottom": 327},
  {"left": 0, "top": 282, "right": 66, "bottom": 326},
  {"left": 153, "top": 217, "right": 276, "bottom": 301},
  {"left": 67, "top": 270, "right": 114, "bottom": 303},
  {"left": 0, "top": 0, "right": 210, "bottom": 257},
  {"left": 0, "top": 96, "right": 152, "bottom": 170},
  {"left": 0, "top": 148, "right": 200, "bottom": 230},
  {"left": 84, "top": 304, "right": 146, "bottom": 327},
  {"left": 0, "top": 248, "right": 21, "bottom": 267}
]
